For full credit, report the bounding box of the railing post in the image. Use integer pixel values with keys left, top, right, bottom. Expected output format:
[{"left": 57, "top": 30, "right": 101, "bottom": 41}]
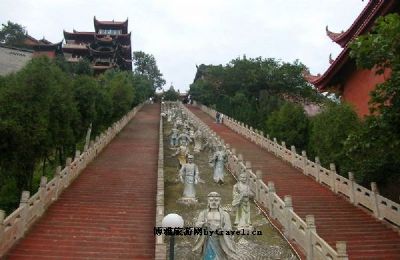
[
  {"left": 370, "top": 182, "right": 381, "bottom": 219},
  {"left": 237, "top": 154, "right": 244, "bottom": 177},
  {"left": 64, "top": 157, "right": 72, "bottom": 188},
  {"left": 315, "top": 157, "right": 321, "bottom": 182},
  {"left": 330, "top": 163, "right": 337, "bottom": 193},
  {"left": 267, "top": 181, "right": 276, "bottom": 219},
  {"left": 336, "top": 241, "right": 348, "bottom": 260},
  {"left": 284, "top": 195, "right": 293, "bottom": 238},
  {"left": 38, "top": 176, "right": 47, "bottom": 217},
  {"left": 0, "top": 209, "right": 5, "bottom": 247},
  {"left": 74, "top": 150, "right": 81, "bottom": 161},
  {"left": 302, "top": 150, "right": 308, "bottom": 175},
  {"left": 54, "top": 166, "right": 61, "bottom": 200},
  {"left": 348, "top": 172, "right": 356, "bottom": 204},
  {"left": 273, "top": 138, "right": 278, "bottom": 155},
  {"left": 18, "top": 191, "right": 30, "bottom": 239},
  {"left": 291, "top": 145, "right": 296, "bottom": 167},
  {"left": 306, "top": 215, "right": 316, "bottom": 260},
  {"left": 255, "top": 170, "right": 263, "bottom": 202}
]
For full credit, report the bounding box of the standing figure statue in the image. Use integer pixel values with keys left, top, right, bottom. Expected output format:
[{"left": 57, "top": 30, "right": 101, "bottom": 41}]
[
  {"left": 170, "top": 128, "right": 179, "bottom": 147},
  {"left": 232, "top": 172, "right": 254, "bottom": 230},
  {"left": 179, "top": 154, "right": 199, "bottom": 201},
  {"left": 177, "top": 132, "right": 192, "bottom": 146},
  {"left": 172, "top": 144, "right": 190, "bottom": 168},
  {"left": 193, "top": 128, "right": 203, "bottom": 153},
  {"left": 209, "top": 144, "right": 227, "bottom": 184},
  {"left": 193, "top": 192, "right": 236, "bottom": 259}
]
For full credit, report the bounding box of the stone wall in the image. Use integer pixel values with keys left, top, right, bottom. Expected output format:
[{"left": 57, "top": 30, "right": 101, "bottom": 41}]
[{"left": 0, "top": 46, "right": 32, "bottom": 76}]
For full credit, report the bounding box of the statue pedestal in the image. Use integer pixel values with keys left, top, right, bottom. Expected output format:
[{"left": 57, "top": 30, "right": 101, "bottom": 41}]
[{"left": 177, "top": 197, "right": 198, "bottom": 205}]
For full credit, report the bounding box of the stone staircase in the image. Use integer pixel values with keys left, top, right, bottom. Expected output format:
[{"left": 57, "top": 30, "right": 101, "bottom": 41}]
[
  {"left": 4, "top": 104, "right": 160, "bottom": 259},
  {"left": 188, "top": 105, "right": 400, "bottom": 260}
]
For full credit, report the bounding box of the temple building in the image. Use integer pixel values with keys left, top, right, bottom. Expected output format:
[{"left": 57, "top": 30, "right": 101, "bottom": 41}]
[
  {"left": 63, "top": 17, "right": 132, "bottom": 73},
  {"left": 0, "top": 36, "right": 62, "bottom": 76},
  {"left": 304, "top": 0, "right": 399, "bottom": 117}
]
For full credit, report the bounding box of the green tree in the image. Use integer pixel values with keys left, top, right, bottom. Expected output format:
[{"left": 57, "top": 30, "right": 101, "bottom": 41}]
[
  {"left": 0, "top": 56, "right": 56, "bottom": 191},
  {"left": 308, "top": 103, "right": 360, "bottom": 173},
  {"left": 266, "top": 102, "right": 309, "bottom": 150},
  {"left": 133, "top": 51, "right": 166, "bottom": 90},
  {"left": 131, "top": 73, "right": 154, "bottom": 106},
  {"left": 0, "top": 21, "right": 27, "bottom": 47},
  {"left": 101, "top": 70, "right": 134, "bottom": 120},
  {"left": 163, "top": 85, "right": 180, "bottom": 101},
  {"left": 347, "top": 13, "right": 400, "bottom": 199}
]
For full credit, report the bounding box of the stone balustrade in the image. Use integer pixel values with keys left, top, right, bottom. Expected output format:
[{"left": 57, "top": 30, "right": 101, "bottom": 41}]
[
  {"left": 155, "top": 105, "right": 166, "bottom": 259},
  {"left": 198, "top": 104, "right": 400, "bottom": 227},
  {"left": 179, "top": 103, "right": 348, "bottom": 260},
  {"left": 0, "top": 103, "right": 144, "bottom": 257}
]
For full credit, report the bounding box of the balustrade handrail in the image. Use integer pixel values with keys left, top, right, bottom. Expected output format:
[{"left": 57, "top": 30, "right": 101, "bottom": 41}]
[
  {"left": 154, "top": 104, "right": 166, "bottom": 259},
  {"left": 196, "top": 103, "right": 400, "bottom": 228},
  {"left": 178, "top": 102, "right": 348, "bottom": 260},
  {"left": 0, "top": 102, "right": 145, "bottom": 257}
]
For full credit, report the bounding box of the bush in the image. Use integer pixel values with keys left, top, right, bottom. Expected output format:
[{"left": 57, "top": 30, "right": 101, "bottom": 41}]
[
  {"left": 266, "top": 102, "right": 309, "bottom": 150},
  {"left": 308, "top": 103, "right": 360, "bottom": 173}
]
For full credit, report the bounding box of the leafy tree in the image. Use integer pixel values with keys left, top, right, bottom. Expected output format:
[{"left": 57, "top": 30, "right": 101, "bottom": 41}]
[
  {"left": 347, "top": 13, "right": 400, "bottom": 199},
  {"left": 0, "top": 56, "right": 55, "bottom": 191},
  {"left": 0, "top": 21, "right": 27, "bottom": 47},
  {"left": 163, "top": 85, "right": 180, "bottom": 101},
  {"left": 133, "top": 51, "right": 166, "bottom": 90},
  {"left": 189, "top": 57, "right": 324, "bottom": 130},
  {"left": 101, "top": 70, "right": 134, "bottom": 120},
  {"left": 266, "top": 102, "right": 309, "bottom": 150},
  {"left": 131, "top": 73, "right": 154, "bottom": 106},
  {"left": 308, "top": 103, "right": 360, "bottom": 173}
]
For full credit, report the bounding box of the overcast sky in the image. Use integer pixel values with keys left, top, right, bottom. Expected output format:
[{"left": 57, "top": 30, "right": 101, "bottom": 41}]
[{"left": 0, "top": 0, "right": 367, "bottom": 92}]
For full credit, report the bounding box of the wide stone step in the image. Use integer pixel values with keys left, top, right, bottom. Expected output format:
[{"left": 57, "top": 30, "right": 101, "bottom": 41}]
[
  {"left": 6, "top": 104, "right": 160, "bottom": 260},
  {"left": 189, "top": 105, "right": 400, "bottom": 259}
]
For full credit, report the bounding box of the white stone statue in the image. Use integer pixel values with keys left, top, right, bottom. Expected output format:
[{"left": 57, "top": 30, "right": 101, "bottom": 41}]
[
  {"left": 209, "top": 144, "right": 227, "bottom": 184},
  {"left": 179, "top": 154, "right": 199, "bottom": 200},
  {"left": 232, "top": 172, "right": 254, "bottom": 230},
  {"left": 172, "top": 144, "right": 190, "bottom": 168},
  {"left": 170, "top": 128, "right": 179, "bottom": 147},
  {"left": 193, "top": 128, "right": 203, "bottom": 153},
  {"left": 193, "top": 192, "right": 236, "bottom": 259},
  {"left": 177, "top": 132, "right": 192, "bottom": 146}
]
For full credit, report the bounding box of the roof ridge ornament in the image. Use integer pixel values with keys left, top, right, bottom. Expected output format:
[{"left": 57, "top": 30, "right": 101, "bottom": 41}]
[
  {"left": 302, "top": 68, "right": 321, "bottom": 83},
  {"left": 329, "top": 53, "right": 334, "bottom": 64},
  {"left": 325, "top": 25, "right": 345, "bottom": 42}
]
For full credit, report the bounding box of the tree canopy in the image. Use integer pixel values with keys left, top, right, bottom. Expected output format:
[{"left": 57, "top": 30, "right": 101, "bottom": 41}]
[
  {"left": 133, "top": 51, "right": 166, "bottom": 90},
  {"left": 0, "top": 21, "right": 27, "bottom": 47},
  {"left": 346, "top": 13, "right": 400, "bottom": 197}
]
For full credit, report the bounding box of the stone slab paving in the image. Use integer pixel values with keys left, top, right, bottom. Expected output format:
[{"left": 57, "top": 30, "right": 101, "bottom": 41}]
[
  {"left": 6, "top": 104, "right": 160, "bottom": 260},
  {"left": 188, "top": 105, "right": 400, "bottom": 260}
]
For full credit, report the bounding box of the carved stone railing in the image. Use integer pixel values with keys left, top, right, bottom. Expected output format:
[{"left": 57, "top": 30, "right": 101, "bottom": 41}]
[
  {"left": 198, "top": 104, "right": 400, "bottom": 228},
  {"left": 0, "top": 103, "right": 144, "bottom": 257},
  {"left": 180, "top": 103, "right": 348, "bottom": 260},
  {"left": 155, "top": 105, "right": 166, "bottom": 259}
]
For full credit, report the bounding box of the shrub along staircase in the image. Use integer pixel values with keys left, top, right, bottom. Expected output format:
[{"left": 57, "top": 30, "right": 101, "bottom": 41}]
[
  {"left": 187, "top": 103, "right": 400, "bottom": 260},
  {"left": 0, "top": 103, "right": 160, "bottom": 259}
]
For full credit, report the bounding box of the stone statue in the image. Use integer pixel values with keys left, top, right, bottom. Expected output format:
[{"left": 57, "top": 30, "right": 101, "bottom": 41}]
[
  {"left": 179, "top": 154, "right": 199, "bottom": 200},
  {"left": 172, "top": 144, "right": 190, "bottom": 168},
  {"left": 177, "top": 132, "right": 192, "bottom": 146},
  {"left": 193, "top": 128, "right": 203, "bottom": 153},
  {"left": 170, "top": 128, "right": 179, "bottom": 147},
  {"left": 193, "top": 192, "right": 236, "bottom": 259},
  {"left": 232, "top": 172, "right": 253, "bottom": 230},
  {"left": 209, "top": 145, "right": 227, "bottom": 184}
]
